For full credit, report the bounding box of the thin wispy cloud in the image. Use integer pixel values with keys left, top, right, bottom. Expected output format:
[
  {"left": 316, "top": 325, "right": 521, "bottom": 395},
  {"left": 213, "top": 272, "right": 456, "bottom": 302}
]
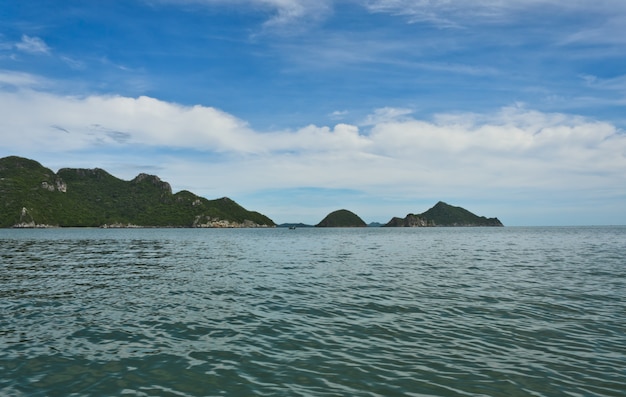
[
  {"left": 361, "top": 107, "right": 413, "bottom": 126},
  {"left": 581, "top": 74, "right": 626, "bottom": 91},
  {"left": 15, "top": 35, "right": 50, "bottom": 55},
  {"left": 60, "top": 56, "right": 85, "bottom": 70},
  {"left": 562, "top": 16, "right": 626, "bottom": 46},
  {"left": 329, "top": 110, "right": 348, "bottom": 119},
  {"left": 152, "top": 0, "right": 332, "bottom": 31},
  {"left": 0, "top": 70, "right": 50, "bottom": 88},
  {"left": 258, "top": 0, "right": 332, "bottom": 29},
  {"left": 364, "top": 0, "right": 626, "bottom": 25}
]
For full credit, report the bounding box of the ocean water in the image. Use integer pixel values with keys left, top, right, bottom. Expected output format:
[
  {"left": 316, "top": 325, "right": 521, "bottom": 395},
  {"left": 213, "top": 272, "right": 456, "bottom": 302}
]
[{"left": 1, "top": 226, "right": 625, "bottom": 397}]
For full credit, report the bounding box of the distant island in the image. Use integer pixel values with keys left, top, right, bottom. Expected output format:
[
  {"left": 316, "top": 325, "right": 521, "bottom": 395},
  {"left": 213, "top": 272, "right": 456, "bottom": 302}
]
[
  {"left": 0, "top": 156, "right": 275, "bottom": 228},
  {"left": 383, "top": 201, "right": 503, "bottom": 227},
  {"left": 316, "top": 209, "right": 367, "bottom": 227},
  {"left": 1, "top": 156, "right": 503, "bottom": 228},
  {"left": 315, "top": 202, "right": 503, "bottom": 228},
  {"left": 277, "top": 223, "right": 314, "bottom": 228}
]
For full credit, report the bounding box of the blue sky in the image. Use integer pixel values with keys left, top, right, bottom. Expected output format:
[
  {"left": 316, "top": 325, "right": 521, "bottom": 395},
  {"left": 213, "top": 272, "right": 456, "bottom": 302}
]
[{"left": 1, "top": 0, "right": 625, "bottom": 225}]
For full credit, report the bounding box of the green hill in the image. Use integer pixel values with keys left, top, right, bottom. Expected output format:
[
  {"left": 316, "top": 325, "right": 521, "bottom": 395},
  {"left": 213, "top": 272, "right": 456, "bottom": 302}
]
[
  {"left": 0, "top": 156, "right": 275, "bottom": 228},
  {"left": 316, "top": 209, "right": 367, "bottom": 227},
  {"left": 384, "top": 201, "right": 503, "bottom": 227}
]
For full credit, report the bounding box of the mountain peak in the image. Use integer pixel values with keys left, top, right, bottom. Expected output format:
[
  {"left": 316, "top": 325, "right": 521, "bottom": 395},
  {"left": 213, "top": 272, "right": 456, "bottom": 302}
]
[{"left": 132, "top": 173, "right": 172, "bottom": 194}]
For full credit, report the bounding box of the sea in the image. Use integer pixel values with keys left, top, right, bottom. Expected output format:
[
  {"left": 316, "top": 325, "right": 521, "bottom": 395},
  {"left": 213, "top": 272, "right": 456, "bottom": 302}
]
[{"left": 1, "top": 226, "right": 624, "bottom": 397}]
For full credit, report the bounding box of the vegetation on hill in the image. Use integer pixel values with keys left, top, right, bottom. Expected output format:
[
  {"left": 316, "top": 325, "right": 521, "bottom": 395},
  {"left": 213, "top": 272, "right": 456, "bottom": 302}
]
[
  {"left": 1, "top": 157, "right": 504, "bottom": 228},
  {"left": 316, "top": 209, "right": 367, "bottom": 227},
  {"left": 384, "top": 201, "right": 503, "bottom": 227},
  {"left": 0, "top": 156, "right": 275, "bottom": 228}
]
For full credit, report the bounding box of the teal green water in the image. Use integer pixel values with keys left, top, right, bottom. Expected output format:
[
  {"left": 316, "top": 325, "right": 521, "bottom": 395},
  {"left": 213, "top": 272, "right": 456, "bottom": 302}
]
[{"left": 1, "top": 227, "right": 625, "bottom": 396}]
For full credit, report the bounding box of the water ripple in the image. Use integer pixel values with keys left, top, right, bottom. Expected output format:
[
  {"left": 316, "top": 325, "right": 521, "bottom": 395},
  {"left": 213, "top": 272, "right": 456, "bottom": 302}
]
[{"left": 1, "top": 227, "right": 625, "bottom": 396}]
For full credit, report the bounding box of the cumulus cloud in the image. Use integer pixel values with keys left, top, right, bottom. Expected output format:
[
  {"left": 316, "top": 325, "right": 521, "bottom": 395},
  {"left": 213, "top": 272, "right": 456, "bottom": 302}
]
[
  {"left": 370, "top": 105, "right": 623, "bottom": 169},
  {"left": 1, "top": 87, "right": 624, "bottom": 197},
  {"left": 0, "top": 90, "right": 257, "bottom": 152},
  {"left": 0, "top": 87, "right": 373, "bottom": 156},
  {"left": 15, "top": 35, "right": 51, "bottom": 54}
]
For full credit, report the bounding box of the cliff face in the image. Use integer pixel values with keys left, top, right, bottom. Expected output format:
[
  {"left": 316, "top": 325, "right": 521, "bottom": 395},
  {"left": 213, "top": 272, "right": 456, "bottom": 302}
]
[
  {"left": 384, "top": 201, "right": 503, "bottom": 227},
  {"left": 0, "top": 156, "right": 275, "bottom": 228},
  {"left": 316, "top": 209, "right": 367, "bottom": 227}
]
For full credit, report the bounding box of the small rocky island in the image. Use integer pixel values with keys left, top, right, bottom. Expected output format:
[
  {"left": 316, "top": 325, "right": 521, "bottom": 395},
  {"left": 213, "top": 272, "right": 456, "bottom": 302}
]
[
  {"left": 0, "top": 156, "right": 275, "bottom": 228},
  {"left": 384, "top": 201, "right": 503, "bottom": 227},
  {"left": 315, "top": 202, "right": 502, "bottom": 228}
]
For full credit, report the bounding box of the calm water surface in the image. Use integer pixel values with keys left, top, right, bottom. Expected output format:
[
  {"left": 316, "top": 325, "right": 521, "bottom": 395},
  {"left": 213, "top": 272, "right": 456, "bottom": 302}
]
[{"left": 1, "top": 227, "right": 625, "bottom": 396}]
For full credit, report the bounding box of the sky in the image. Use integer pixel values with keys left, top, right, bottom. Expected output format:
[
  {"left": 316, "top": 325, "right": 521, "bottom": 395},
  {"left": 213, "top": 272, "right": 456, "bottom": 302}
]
[{"left": 1, "top": 0, "right": 625, "bottom": 226}]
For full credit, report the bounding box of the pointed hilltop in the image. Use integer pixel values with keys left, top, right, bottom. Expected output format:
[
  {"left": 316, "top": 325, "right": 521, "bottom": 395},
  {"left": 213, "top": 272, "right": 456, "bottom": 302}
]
[{"left": 0, "top": 156, "right": 275, "bottom": 228}]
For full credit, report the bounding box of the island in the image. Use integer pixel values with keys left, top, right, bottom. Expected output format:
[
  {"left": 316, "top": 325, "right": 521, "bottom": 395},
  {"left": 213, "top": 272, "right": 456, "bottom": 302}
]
[
  {"left": 316, "top": 209, "right": 367, "bottom": 227},
  {"left": 1, "top": 156, "right": 504, "bottom": 229},
  {"left": 0, "top": 156, "right": 275, "bottom": 228},
  {"left": 384, "top": 201, "right": 503, "bottom": 227}
]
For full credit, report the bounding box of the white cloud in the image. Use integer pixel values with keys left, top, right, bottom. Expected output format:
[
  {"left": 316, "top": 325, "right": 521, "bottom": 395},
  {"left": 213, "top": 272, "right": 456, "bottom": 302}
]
[
  {"left": 0, "top": 90, "right": 257, "bottom": 152},
  {"left": 371, "top": 106, "right": 622, "bottom": 166},
  {"left": 15, "top": 35, "right": 51, "bottom": 55},
  {"left": 0, "top": 88, "right": 372, "bottom": 155},
  {"left": 1, "top": 87, "right": 624, "bottom": 219}
]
